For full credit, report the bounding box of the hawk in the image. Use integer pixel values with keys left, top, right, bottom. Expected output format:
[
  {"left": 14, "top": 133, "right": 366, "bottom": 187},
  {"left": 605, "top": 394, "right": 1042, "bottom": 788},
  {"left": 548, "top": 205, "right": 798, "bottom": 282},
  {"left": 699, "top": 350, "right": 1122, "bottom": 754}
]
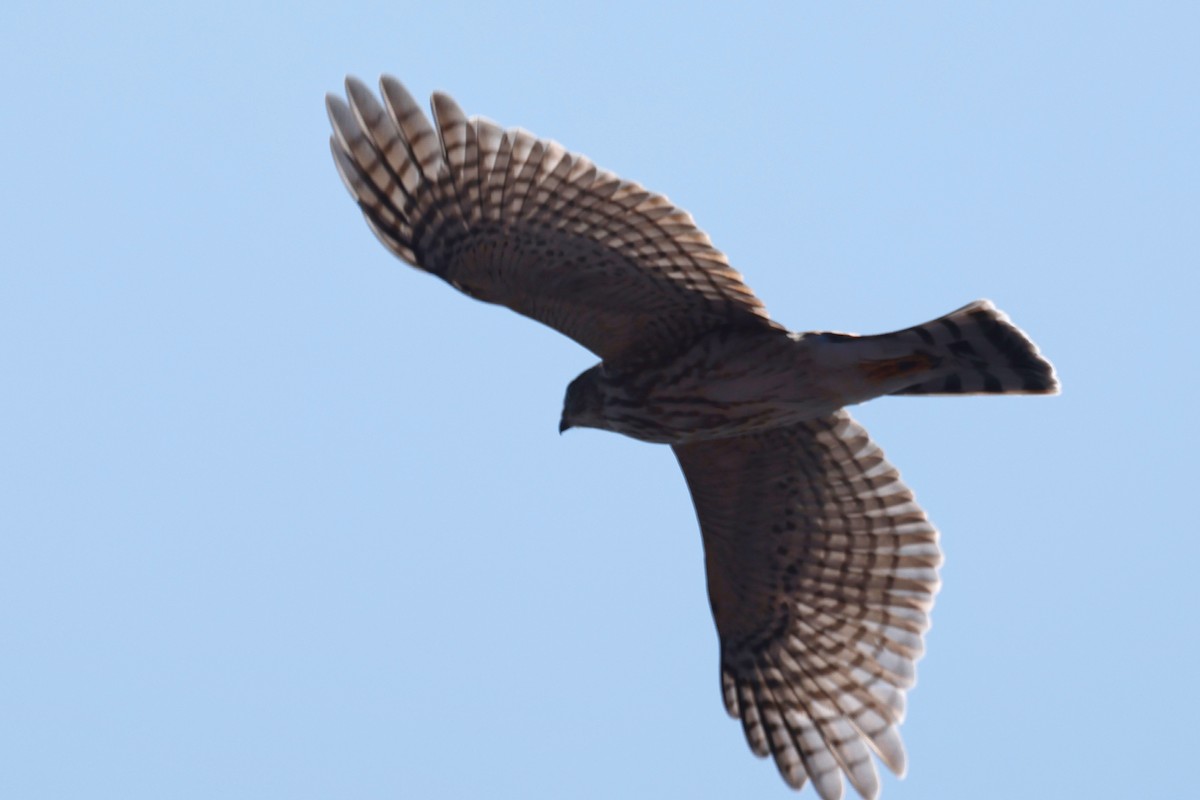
[{"left": 326, "top": 76, "right": 1058, "bottom": 800}]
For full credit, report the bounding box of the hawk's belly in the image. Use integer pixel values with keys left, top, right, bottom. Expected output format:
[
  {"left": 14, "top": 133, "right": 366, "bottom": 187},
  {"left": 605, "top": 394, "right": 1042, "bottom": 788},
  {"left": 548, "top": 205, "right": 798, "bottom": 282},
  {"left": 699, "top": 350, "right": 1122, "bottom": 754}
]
[{"left": 600, "top": 330, "right": 852, "bottom": 444}]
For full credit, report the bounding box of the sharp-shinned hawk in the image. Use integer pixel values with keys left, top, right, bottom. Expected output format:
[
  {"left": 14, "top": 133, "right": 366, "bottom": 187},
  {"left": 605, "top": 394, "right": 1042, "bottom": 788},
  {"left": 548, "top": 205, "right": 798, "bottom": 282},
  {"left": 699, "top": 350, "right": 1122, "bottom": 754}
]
[{"left": 326, "top": 76, "right": 1058, "bottom": 800}]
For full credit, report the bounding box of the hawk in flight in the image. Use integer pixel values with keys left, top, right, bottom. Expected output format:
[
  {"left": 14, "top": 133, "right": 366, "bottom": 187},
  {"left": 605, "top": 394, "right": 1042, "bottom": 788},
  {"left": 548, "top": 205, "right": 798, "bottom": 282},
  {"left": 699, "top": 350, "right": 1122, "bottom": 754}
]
[{"left": 326, "top": 76, "right": 1058, "bottom": 800}]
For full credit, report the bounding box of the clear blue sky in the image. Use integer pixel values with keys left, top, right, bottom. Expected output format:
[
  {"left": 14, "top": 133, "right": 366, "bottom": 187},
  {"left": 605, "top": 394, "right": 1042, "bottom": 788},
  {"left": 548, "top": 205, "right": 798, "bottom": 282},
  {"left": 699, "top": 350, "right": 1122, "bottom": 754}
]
[{"left": 3, "top": 2, "right": 1196, "bottom": 798}]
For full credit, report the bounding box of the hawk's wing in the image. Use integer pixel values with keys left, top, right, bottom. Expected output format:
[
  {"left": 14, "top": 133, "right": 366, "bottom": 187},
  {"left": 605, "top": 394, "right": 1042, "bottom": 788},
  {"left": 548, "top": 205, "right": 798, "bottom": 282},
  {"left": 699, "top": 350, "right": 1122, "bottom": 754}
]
[
  {"left": 672, "top": 411, "right": 942, "bottom": 800},
  {"left": 327, "top": 76, "right": 780, "bottom": 366}
]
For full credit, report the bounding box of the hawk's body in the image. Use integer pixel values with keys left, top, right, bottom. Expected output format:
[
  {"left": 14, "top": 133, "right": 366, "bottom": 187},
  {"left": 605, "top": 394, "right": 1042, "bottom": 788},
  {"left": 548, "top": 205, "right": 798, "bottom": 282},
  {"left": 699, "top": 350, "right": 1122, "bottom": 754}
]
[
  {"left": 327, "top": 76, "right": 1058, "bottom": 800},
  {"left": 563, "top": 302, "right": 1050, "bottom": 445}
]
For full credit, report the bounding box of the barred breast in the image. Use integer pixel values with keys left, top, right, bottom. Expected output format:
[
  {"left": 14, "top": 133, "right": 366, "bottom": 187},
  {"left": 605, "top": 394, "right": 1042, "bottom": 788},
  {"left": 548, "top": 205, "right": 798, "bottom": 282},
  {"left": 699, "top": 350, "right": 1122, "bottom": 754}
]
[{"left": 585, "top": 327, "right": 839, "bottom": 444}]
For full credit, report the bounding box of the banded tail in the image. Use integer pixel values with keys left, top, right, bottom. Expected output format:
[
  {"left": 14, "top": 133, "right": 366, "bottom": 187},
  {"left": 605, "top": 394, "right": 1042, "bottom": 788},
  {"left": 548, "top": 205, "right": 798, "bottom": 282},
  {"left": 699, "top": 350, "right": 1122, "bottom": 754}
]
[{"left": 874, "top": 300, "right": 1059, "bottom": 396}]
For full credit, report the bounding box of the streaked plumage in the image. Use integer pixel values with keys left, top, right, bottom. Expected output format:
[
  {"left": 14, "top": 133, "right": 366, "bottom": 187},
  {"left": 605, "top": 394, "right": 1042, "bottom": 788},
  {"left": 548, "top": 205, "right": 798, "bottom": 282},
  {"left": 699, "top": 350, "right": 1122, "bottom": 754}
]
[{"left": 327, "top": 75, "right": 1059, "bottom": 799}]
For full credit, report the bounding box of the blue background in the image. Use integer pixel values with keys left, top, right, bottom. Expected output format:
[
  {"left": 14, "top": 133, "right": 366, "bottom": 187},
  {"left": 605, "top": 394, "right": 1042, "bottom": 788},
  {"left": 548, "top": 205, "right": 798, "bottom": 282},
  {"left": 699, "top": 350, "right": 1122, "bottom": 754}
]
[{"left": 3, "top": 2, "right": 1196, "bottom": 798}]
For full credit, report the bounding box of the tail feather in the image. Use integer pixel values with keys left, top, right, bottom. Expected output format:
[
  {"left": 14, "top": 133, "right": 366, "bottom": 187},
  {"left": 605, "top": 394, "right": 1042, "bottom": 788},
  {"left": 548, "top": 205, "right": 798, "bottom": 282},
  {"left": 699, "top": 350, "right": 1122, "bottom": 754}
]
[{"left": 888, "top": 300, "right": 1059, "bottom": 396}]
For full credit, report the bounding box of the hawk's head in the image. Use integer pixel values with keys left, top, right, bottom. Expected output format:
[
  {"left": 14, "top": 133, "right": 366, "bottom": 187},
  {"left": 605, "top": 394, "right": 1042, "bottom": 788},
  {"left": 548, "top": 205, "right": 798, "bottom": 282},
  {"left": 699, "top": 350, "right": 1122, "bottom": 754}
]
[
  {"left": 560, "top": 365, "right": 608, "bottom": 434},
  {"left": 560, "top": 363, "right": 680, "bottom": 444}
]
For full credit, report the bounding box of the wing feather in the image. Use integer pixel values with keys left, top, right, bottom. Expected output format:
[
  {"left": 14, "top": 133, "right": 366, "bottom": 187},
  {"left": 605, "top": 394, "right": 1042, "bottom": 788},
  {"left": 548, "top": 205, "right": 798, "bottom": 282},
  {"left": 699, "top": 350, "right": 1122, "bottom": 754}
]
[
  {"left": 673, "top": 411, "right": 941, "bottom": 798},
  {"left": 328, "top": 76, "right": 778, "bottom": 364}
]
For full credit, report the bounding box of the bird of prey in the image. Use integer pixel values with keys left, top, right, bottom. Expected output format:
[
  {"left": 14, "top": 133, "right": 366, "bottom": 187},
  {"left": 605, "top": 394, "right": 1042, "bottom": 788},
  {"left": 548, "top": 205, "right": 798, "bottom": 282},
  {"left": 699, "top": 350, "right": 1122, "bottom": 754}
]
[{"left": 326, "top": 76, "right": 1058, "bottom": 800}]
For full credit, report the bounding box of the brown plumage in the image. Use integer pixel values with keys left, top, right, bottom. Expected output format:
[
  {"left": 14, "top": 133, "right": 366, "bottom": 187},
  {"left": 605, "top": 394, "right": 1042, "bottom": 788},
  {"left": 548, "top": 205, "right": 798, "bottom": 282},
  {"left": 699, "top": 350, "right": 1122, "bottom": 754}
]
[{"left": 327, "top": 75, "right": 1058, "bottom": 800}]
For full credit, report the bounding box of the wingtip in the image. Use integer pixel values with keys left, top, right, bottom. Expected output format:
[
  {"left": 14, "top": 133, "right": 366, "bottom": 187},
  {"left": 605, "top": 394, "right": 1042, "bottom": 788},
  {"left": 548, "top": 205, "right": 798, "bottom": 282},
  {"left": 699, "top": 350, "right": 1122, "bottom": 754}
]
[
  {"left": 343, "top": 75, "right": 377, "bottom": 116},
  {"left": 379, "top": 74, "right": 419, "bottom": 116},
  {"left": 325, "top": 94, "right": 358, "bottom": 153},
  {"left": 378, "top": 73, "right": 405, "bottom": 95},
  {"left": 343, "top": 74, "right": 370, "bottom": 97},
  {"left": 430, "top": 90, "right": 468, "bottom": 129},
  {"left": 324, "top": 92, "right": 348, "bottom": 119}
]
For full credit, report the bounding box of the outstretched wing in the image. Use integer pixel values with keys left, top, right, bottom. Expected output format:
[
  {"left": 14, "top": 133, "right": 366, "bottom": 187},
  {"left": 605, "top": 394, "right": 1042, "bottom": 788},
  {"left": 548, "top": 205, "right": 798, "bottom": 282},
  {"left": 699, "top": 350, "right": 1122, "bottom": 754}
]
[
  {"left": 327, "top": 76, "right": 779, "bottom": 366},
  {"left": 672, "top": 411, "right": 942, "bottom": 800}
]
